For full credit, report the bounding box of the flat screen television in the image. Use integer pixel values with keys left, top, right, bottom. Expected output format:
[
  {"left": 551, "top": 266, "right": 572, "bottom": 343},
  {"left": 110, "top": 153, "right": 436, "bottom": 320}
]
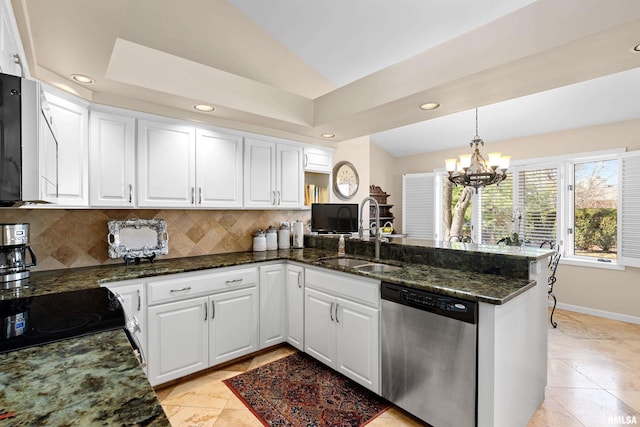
[{"left": 311, "top": 203, "right": 359, "bottom": 234}]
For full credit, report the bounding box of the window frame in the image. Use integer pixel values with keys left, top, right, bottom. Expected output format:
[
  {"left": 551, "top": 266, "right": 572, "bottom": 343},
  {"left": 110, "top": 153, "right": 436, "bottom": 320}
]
[{"left": 562, "top": 151, "right": 623, "bottom": 269}]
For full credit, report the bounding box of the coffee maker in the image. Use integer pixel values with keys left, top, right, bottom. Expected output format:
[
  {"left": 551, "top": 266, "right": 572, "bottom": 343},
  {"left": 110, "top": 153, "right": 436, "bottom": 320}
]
[{"left": 1, "top": 223, "right": 37, "bottom": 288}]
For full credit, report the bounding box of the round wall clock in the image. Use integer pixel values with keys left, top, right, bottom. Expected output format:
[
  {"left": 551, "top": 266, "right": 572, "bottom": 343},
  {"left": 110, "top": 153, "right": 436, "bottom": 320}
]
[{"left": 332, "top": 161, "right": 359, "bottom": 200}]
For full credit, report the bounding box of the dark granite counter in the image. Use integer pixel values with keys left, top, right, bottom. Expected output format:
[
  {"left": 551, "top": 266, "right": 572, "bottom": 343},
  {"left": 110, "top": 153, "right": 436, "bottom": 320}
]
[
  {"left": 1, "top": 245, "right": 538, "bottom": 305},
  {"left": 0, "top": 242, "right": 545, "bottom": 425},
  {"left": 0, "top": 329, "right": 169, "bottom": 426}
]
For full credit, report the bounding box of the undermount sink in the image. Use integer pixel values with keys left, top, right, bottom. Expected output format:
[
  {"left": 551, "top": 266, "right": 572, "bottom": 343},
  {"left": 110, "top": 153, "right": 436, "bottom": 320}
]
[
  {"left": 320, "top": 257, "right": 371, "bottom": 267},
  {"left": 354, "top": 263, "right": 402, "bottom": 273},
  {"left": 320, "top": 257, "right": 402, "bottom": 273}
]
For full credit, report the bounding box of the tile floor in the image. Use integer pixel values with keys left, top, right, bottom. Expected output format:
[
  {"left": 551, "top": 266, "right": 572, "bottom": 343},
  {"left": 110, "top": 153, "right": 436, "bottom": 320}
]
[{"left": 155, "top": 309, "right": 640, "bottom": 426}]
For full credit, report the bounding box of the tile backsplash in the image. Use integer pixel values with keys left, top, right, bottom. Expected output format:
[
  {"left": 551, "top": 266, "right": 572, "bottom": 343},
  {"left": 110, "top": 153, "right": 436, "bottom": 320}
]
[{"left": 0, "top": 209, "right": 309, "bottom": 271}]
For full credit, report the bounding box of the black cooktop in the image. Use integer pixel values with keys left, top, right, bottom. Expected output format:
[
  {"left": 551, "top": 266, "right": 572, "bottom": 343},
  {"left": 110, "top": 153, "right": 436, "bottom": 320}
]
[{"left": 0, "top": 287, "right": 125, "bottom": 354}]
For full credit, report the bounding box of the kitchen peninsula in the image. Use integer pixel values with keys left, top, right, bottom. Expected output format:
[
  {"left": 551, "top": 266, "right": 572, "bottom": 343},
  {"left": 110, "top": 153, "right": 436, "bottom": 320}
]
[{"left": 0, "top": 239, "right": 552, "bottom": 427}]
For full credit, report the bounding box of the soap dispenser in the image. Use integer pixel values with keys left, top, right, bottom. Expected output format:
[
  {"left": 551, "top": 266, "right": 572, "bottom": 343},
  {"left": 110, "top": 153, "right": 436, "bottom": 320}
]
[{"left": 338, "top": 235, "right": 346, "bottom": 257}]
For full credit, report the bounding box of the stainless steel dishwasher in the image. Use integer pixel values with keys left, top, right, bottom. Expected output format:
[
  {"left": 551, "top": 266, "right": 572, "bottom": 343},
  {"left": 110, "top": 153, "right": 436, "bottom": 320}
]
[{"left": 381, "top": 282, "right": 477, "bottom": 427}]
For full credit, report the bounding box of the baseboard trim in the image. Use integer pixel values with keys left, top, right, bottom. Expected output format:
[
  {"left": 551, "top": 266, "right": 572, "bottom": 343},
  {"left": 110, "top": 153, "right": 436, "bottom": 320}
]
[{"left": 553, "top": 301, "right": 640, "bottom": 325}]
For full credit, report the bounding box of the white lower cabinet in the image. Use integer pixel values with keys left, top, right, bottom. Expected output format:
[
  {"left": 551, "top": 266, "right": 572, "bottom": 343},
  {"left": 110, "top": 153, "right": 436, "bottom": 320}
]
[
  {"left": 148, "top": 296, "right": 209, "bottom": 386},
  {"left": 285, "top": 264, "right": 304, "bottom": 350},
  {"left": 146, "top": 267, "right": 259, "bottom": 386},
  {"left": 142, "top": 263, "right": 380, "bottom": 391},
  {"left": 304, "top": 268, "right": 380, "bottom": 393},
  {"left": 259, "top": 264, "right": 286, "bottom": 348},
  {"left": 209, "top": 286, "right": 259, "bottom": 365},
  {"left": 102, "top": 281, "right": 147, "bottom": 372}
]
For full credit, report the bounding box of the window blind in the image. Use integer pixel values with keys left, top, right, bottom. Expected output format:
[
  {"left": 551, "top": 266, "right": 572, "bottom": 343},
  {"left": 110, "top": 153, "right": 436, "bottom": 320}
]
[
  {"left": 618, "top": 151, "right": 640, "bottom": 267},
  {"left": 479, "top": 174, "right": 513, "bottom": 244},
  {"left": 402, "top": 173, "right": 434, "bottom": 239},
  {"left": 517, "top": 167, "right": 558, "bottom": 246}
]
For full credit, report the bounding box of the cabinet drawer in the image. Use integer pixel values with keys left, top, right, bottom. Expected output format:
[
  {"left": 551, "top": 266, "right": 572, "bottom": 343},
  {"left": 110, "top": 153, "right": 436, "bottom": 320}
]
[
  {"left": 148, "top": 267, "right": 258, "bottom": 305},
  {"left": 305, "top": 267, "right": 380, "bottom": 308}
]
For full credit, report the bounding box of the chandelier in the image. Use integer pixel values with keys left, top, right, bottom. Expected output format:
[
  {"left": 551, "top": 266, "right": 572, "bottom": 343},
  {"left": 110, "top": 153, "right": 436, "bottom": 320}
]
[{"left": 445, "top": 108, "right": 510, "bottom": 191}]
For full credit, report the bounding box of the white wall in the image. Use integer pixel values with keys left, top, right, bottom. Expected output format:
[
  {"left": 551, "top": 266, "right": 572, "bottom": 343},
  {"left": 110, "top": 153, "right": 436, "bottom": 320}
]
[{"left": 369, "top": 118, "right": 640, "bottom": 320}]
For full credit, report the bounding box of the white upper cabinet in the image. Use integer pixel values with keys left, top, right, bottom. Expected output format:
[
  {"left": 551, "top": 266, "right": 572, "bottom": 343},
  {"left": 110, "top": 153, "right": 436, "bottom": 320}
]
[
  {"left": 137, "top": 119, "right": 244, "bottom": 208},
  {"left": 244, "top": 138, "right": 303, "bottom": 209},
  {"left": 277, "top": 143, "right": 304, "bottom": 208},
  {"left": 244, "top": 138, "right": 276, "bottom": 207},
  {"left": 45, "top": 91, "right": 89, "bottom": 206},
  {"left": 89, "top": 111, "right": 136, "bottom": 207},
  {"left": 137, "top": 119, "right": 196, "bottom": 207},
  {"left": 0, "top": 1, "right": 22, "bottom": 77},
  {"left": 195, "top": 128, "right": 243, "bottom": 208},
  {"left": 304, "top": 146, "right": 332, "bottom": 173}
]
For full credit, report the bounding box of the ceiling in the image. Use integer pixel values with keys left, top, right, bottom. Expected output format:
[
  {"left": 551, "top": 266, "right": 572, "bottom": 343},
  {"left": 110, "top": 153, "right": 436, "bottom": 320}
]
[{"left": 9, "top": 0, "right": 640, "bottom": 156}]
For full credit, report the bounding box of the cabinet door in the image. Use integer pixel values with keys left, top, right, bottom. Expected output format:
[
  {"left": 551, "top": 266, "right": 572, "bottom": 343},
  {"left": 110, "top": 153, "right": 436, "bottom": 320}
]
[
  {"left": 137, "top": 120, "right": 195, "bottom": 207},
  {"left": 304, "top": 147, "right": 332, "bottom": 173},
  {"left": 277, "top": 144, "right": 304, "bottom": 208},
  {"left": 0, "top": 3, "right": 22, "bottom": 77},
  {"left": 285, "top": 264, "right": 304, "bottom": 350},
  {"left": 46, "top": 92, "right": 89, "bottom": 206},
  {"left": 304, "top": 287, "right": 336, "bottom": 368},
  {"left": 209, "top": 286, "right": 259, "bottom": 366},
  {"left": 105, "top": 282, "right": 147, "bottom": 368},
  {"left": 147, "top": 296, "right": 209, "bottom": 386},
  {"left": 259, "top": 264, "right": 286, "bottom": 348},
  {"left": 195, "top": 129, "right": 243, "bottom": 208},
  {"left": 89, "top": 111, "right": 135, "bottom": 206},
  {"left": 336, "top": 297, "right": 380, "bottom": 393},
  {"left": 244, "top": 138, "right": 276, "bottom": 208}
]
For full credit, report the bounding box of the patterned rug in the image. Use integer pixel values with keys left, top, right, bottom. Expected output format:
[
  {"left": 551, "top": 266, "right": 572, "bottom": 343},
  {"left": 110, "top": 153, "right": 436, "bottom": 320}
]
[{"left": 223, "top": 352, "right": 389, "bottom": 426}]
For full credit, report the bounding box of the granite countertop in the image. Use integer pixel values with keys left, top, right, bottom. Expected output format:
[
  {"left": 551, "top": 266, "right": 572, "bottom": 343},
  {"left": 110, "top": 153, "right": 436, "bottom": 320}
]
[
  {"left": 1, "top": 247, "right": 536, "bottom": 305},
  {"left": 0, "top": 245, "right": 539, "bottom": 425},
  {"left": 0, "top": 330, "right": 169, "bottom": 426}
]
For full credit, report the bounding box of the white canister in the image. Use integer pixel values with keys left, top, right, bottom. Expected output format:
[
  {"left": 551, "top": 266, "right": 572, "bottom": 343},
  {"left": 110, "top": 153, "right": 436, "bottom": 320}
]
[
  {"left": 266, "top": 226, "right": 278, "bottom": 251},
  {"left": 278, "top": 224, "right": 290, "bottom": 249},
  {"left": 292, "top": 221, "right": 304, "bottom": 249},
  {"left": 253, "top": 230, "right": 266, "bottom": 252}
]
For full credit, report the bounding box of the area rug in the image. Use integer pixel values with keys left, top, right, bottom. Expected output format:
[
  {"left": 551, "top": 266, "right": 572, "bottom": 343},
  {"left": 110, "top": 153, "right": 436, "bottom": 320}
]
[{"left": 223, "top": 352, "right": 389, "bottom": 426}]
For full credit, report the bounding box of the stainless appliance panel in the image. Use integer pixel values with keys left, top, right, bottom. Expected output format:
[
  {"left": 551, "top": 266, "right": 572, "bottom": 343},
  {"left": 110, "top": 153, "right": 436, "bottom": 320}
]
[
  {"left": 381, "top": 286, "right": 477, "bottom": 427},
  {"left": 0, "top": 72, "right": 58, "bottom": 206}
]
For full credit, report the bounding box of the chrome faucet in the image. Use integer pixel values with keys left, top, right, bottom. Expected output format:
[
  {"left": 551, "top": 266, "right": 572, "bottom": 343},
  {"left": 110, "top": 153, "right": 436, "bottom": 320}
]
[{"left": 359, "top": 196, "right": 382, "bottom": 261}]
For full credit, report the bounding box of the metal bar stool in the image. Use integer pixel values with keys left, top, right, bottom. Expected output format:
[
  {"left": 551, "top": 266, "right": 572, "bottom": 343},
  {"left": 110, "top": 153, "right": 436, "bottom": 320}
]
[{"left": 540, "top": 241, "right": 561, "bottom": 328}]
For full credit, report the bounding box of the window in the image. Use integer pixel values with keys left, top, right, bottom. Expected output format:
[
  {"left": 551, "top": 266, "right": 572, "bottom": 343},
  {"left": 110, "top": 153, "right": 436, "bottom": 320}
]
[
  {"left": 430, "top": 148, "right": 640, "bottom": 268},
  {"left": 517, "top": 167, "right": 558, "bottom": 246},
  {"left": 477, "top": 167, "right": 558, "bottom": 247},
  {"left": 478, "top": 173, "right": 513, "bottom": 244},
  {"left": 571, "top": 159, "right": 617, "bottom": 261}
]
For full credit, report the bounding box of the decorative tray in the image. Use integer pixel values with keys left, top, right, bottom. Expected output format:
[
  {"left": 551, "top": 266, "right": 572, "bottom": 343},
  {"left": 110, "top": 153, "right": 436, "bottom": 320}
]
[{"left": 107, "top": 218, "right": 169, "bottom": 264}]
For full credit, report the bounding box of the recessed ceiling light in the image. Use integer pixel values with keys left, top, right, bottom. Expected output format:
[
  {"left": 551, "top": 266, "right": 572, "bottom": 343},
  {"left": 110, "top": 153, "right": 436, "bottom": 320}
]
[
  {"left": 633, "top": 42, "right": 640, "bottom": 52},
  {"left": 71, "top": 74, "right": 95, "bottom": 84},
  {"left": 419, "top": 102, "right": 440, "bottom": 111},
  {"left": 194, "top": 104, "right": 215, "bottom": 112},
  {"left": 321, "top": 133, "right": 335, "bottom": 139}
]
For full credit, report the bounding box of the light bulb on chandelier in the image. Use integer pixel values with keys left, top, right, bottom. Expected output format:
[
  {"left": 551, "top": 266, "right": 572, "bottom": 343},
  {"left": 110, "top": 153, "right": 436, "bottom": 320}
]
[{"left": 445, "top": 108, "right": 510, "bottom": 192}]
